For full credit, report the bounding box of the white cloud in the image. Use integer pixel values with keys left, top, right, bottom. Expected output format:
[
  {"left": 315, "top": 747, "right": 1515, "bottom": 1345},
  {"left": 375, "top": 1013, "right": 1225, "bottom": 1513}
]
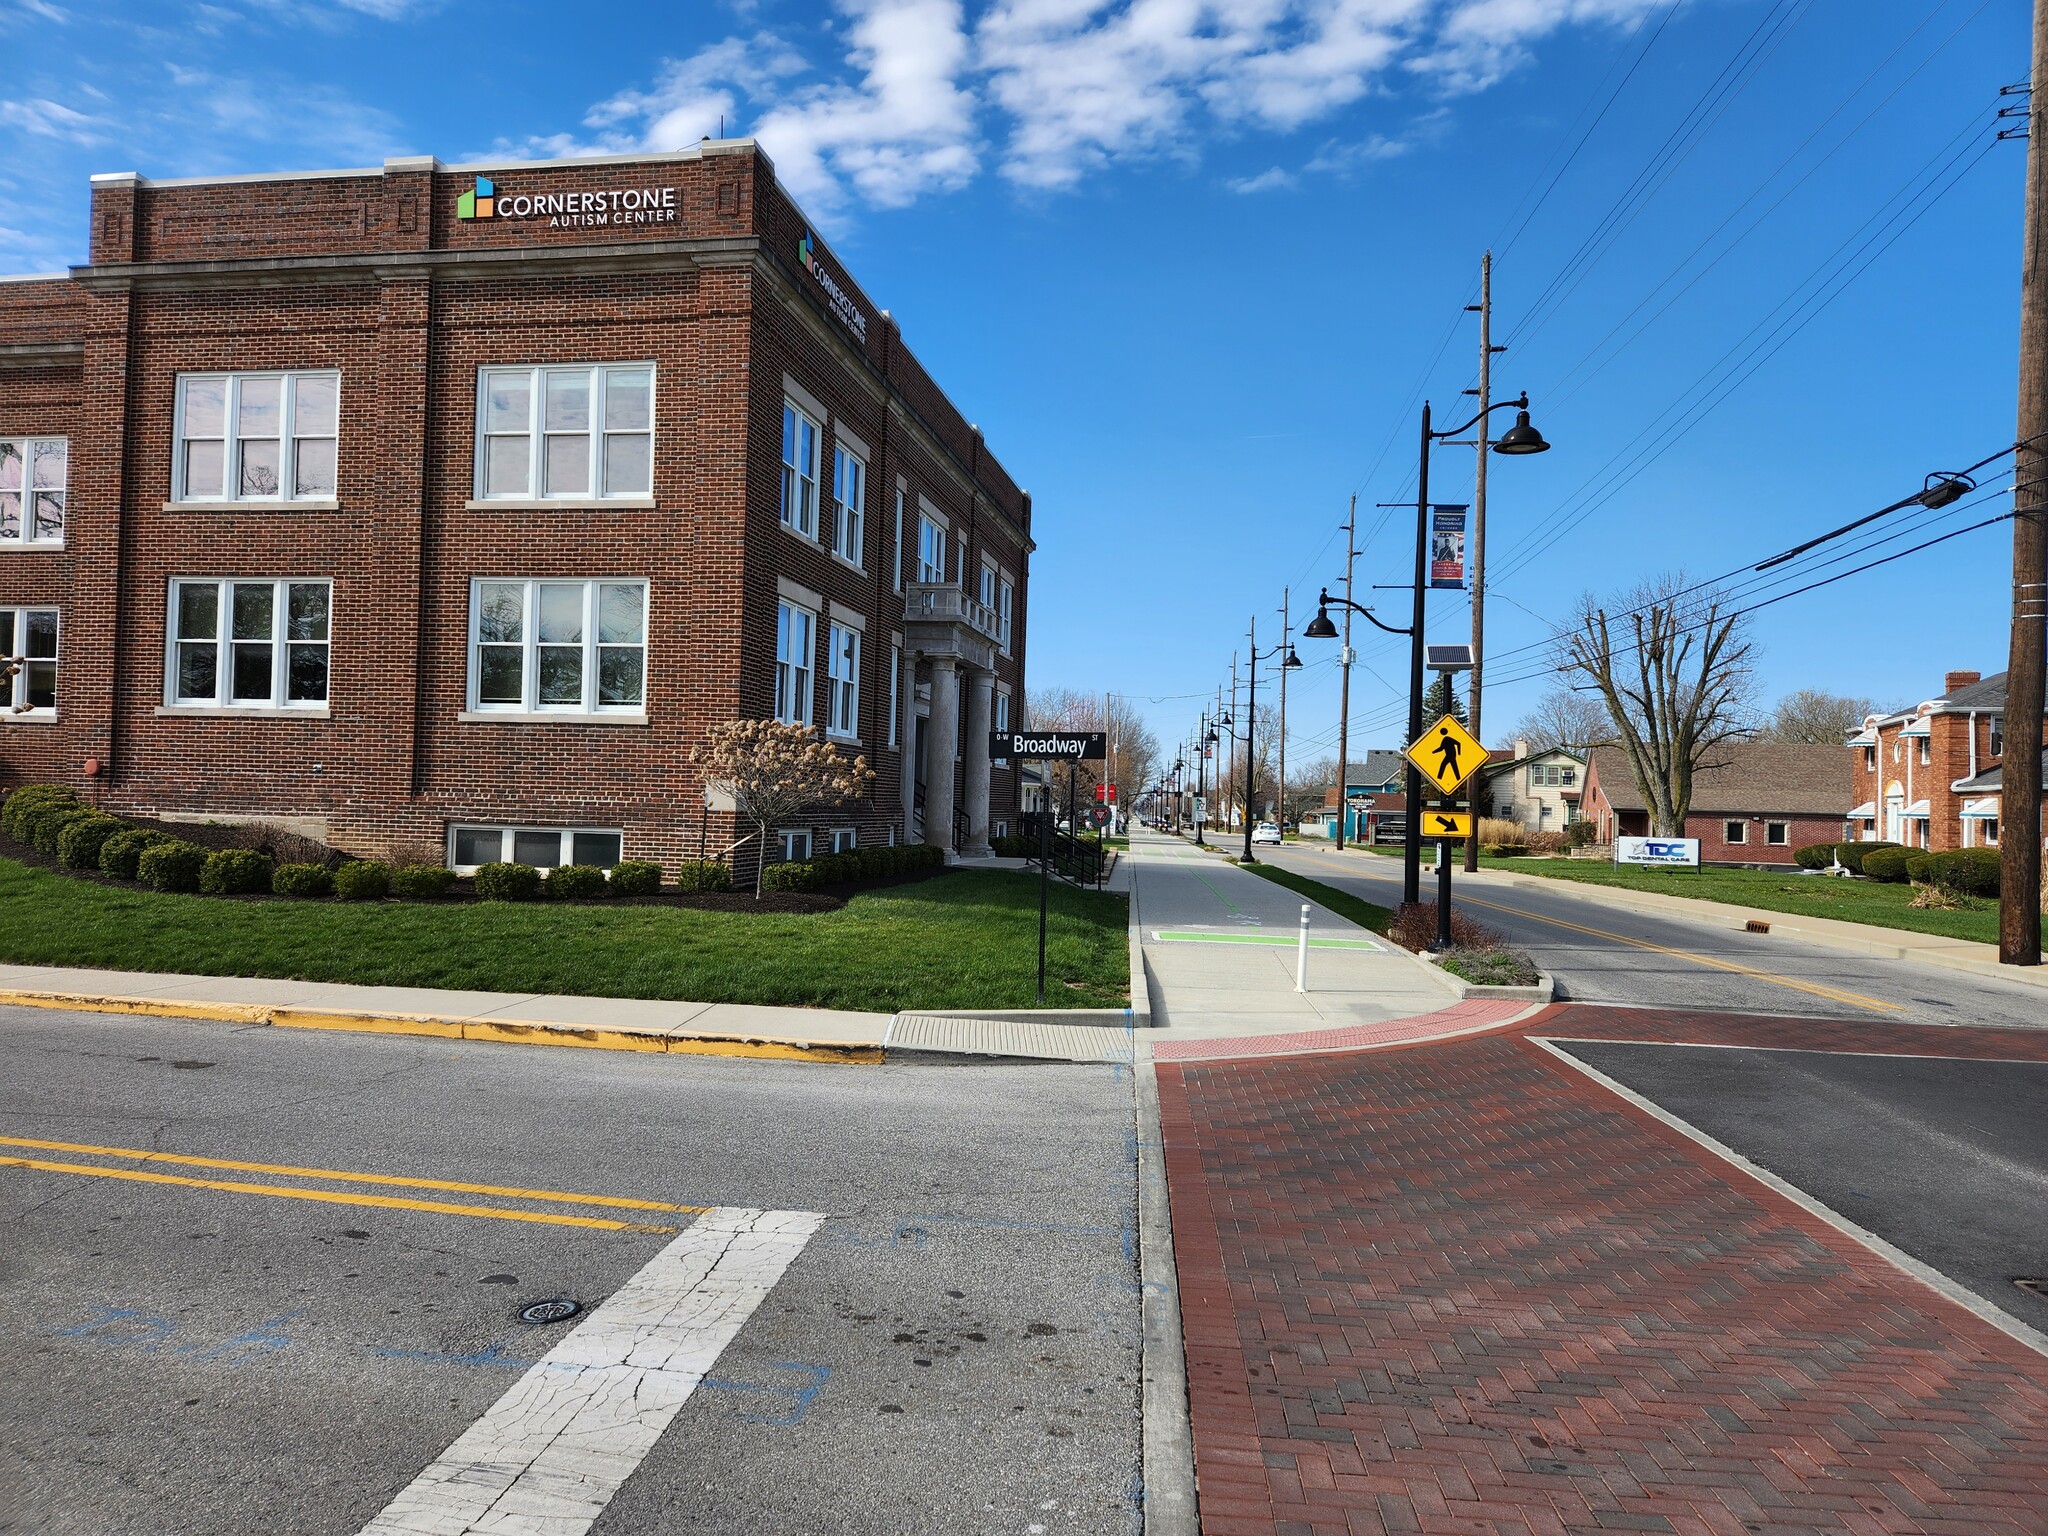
[
  {"left": 1228, "top": 165, "right": 1298, "bottom": 192},
  {"left": 1417, "top": 0, "right": 1666, "bottom": 92},
  {"left": 0, "top": 96, "right": 106, "bottom": 144}
]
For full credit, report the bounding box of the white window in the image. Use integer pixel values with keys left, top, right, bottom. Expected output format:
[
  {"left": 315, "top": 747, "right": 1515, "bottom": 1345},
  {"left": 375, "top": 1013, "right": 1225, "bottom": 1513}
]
[
  {"left": 829, "top": 828, "right": 857, "bottom": 854},
  {"left": 0, "top": 607, "right": 57, "bottom": 715},
  {"left": 1766, "top": 821, "right": 1789, "bottom": 845},
  {"left": 0, "top": 438, "right": 66, "bottom": 546},
  {"left": 887, "top": 642, "right": 900, "bottom": 748},
  {"left": 995, "top": 688, "right": 1010, "bottom": 763},
  {"left": 468, "top": 579, "right": 647, "bottom": 714},
  {"left": 892, "top": 488, "right": 905, "bottom": 593},
  {"left": 448, "top": 824, "right": 622, "bottom": 873},
  {"left": 1990, "top": 714, "right": 2004, "bottom": 756},
  {"left": 476, "top": 365, "right": 653, "bottom": 501},
  {"left": 1864, "top": 745, "right": 1877, "bottom": 771},
  {"left": 167, "top": 579, "right": 330, "bottom": 708},
  {"left": 776, "top": 600, "right": 815, "bottom": 725},
  {"left": 1724, "top": 820, "right": 1747, "bottom": 844},
  {"left": 999, "top": 578, "right": 1013, "bottom": 651},
  {"left": 832, "top": 446, "right": 865, "bottom": 567},
  {"left": 918, "top": 514, "right": 946, "bottom": 583},
  {"left": 781, "top": 400, "right": 820, "bottom": 536},
  {"left": 979, "top": 559, "right": 997, "bottom": 610},
  {"left": 1918, "top": 736, "right": 1931, "bottom": 766},
  {"left": 776, "top": 829, "right": 812, "bottom": 863},
  {"left": 175, "top": 373, "right": 339, "bottom": 503},
  {"left": 826, "top": 622, "right": 860, "bottom": 739}
]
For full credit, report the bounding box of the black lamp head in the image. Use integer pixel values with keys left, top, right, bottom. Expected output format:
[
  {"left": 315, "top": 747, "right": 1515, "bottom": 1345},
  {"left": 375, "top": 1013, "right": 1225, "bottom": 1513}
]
[
  {"left": 1281, "top": 647, "right": 1303, "bottom": 669},
  {"left": 1492, "top": 408, "right": 1550, "bottom": 456},
  {"left": 1303, "top": 608, "right": 1339, "bottom": 639}
]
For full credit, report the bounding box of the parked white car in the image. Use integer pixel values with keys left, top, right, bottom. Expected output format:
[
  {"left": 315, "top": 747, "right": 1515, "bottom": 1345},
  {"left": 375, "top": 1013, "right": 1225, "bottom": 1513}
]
[{"left": 1251, "top": 822, "right": 1282, "bottom": 846}]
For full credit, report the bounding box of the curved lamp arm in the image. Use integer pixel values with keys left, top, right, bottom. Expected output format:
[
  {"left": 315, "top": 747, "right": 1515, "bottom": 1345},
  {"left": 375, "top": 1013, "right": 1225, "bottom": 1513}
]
[
  {"left": 1313, "top": 588, "right": 1413, "bottom": 638},
  {"left": 1431, "top": 390, "right": 1530, "bottom": 444}
]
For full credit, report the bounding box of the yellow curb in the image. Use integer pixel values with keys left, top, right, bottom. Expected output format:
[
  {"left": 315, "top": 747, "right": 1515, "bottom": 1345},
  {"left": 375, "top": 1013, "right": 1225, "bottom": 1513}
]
[{"left": 0, "top": 988, "right": 881, "bottom": 1065}]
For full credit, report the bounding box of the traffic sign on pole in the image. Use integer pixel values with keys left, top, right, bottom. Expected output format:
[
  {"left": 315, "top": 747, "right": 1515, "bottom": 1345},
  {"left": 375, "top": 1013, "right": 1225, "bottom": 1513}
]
[
  {"left": 1404, "top": 715, "right": 1487, "bottom": 796},
  {"left": 1421, "top": 810, "right": 1472, "bottom": 840}
]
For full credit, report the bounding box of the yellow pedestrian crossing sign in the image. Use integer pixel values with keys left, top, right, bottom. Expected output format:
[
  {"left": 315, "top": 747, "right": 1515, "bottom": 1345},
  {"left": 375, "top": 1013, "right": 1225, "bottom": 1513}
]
[
  {"left": 1422, "top": 810, "right": 1472, "bottom": 840},
  {"left": 1405, "top": 715, "right": 1487, "bottom": 795}
]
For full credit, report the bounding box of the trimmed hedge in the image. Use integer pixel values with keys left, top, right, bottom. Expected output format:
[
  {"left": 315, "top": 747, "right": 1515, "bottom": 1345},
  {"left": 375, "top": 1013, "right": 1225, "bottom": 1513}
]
[
  {"left": 1862, "top": 847, "right": 1913, "bottom": 883},
  {"left": 390, "top": 863, "right": 456, "bottom": 900},
  {"left": 2, "top": 784, "right": 78, "bottom": 842},
  {"left": 98, "top": 828, "right": 166, "bottom": 880},
  {"left": 137, "top": 839, "right": 207, "bottom": 893},
  {"left": 761, "top": 842, "right": 947, "bottom": 892},
  {"left": 31, "top": 806, "right": 95, "bottom": 858},
  {"left": 1793, "top": 842, "right": 1838, "bottom": 870},
  {"left": 761, "top": 860, "right": 819, "bottom": 893},
  {"left": 272, "top": 862, "right": 335, "bottom": 899},
  {"left": 199, "top": 848, "right": 274, "bottom": 895},
  {"left": 1483, "top": 844, "right": 1529, "bottom": 858},
  {"left": 1933, "top": 847, "right": 2000, "bottom": 897},
  {"left": 609, "top": 860, "right": 662, "bottom": 897},
  {"left": 992, "top": 833, "right": 1031, "bottom": 857},
  {"left": 544, "top": 863, "right": 609, "bottom": 901},
  {"left": 672, "top": 859, "right": 731, "bottom": 893},
  {"left": 1834, "top": 840, "right": 1900, "bottom": 875},
  {"left": 1904, "top": 852, "right": 1937, "bottom": 884},
  {"left": 57, "top": 814, "right": 128, "bottom": 871},
  {"left": 333, "top": 860, "right": 391, "bottom": 901},
  {"left": 474, "top": 861, "right": 541, "bottom": 902}
]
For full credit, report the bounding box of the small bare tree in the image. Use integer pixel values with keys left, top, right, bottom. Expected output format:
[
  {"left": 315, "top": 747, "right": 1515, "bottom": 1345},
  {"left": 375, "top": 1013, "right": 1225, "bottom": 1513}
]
[
  {"left": 692, "top": 719, "right": 873, "bottom": 897},
  {"left": 1558, "top": 574, "right": 1756, "bottom": 836},
  {"left": 1752, "top": 688, "right": 1883, "bottom": 745},
  {"left": 1509, "top": 685, "right": 1615, "bottom": 752}
]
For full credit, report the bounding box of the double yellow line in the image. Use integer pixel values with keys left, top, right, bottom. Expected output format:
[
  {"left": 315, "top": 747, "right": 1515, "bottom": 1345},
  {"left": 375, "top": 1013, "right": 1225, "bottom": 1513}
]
[
  {"left": 1300, "top": 853, "right": 1901, "bottom": 1015},
  {"left": 0, "top": 1134, "right": 704, "bottom": 1232}
]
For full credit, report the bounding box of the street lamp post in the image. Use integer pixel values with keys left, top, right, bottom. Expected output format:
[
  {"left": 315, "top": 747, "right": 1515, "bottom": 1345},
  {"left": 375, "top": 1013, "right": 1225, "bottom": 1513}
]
[{"left": 1238, "top": 615, "right": 1303, "bottom": 864}]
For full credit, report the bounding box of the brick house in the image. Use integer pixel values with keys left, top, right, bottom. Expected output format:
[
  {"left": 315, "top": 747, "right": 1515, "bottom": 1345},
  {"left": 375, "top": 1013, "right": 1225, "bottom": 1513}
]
[
  {"left": 1580, "top": 743, "right": 1849, "bottom": 865},
  {"left": 0, "top": 143, "right": 1032, "bottom": 876},
  {"left": 1847, "top": 670, "right": 2037, "bottom": 851}
]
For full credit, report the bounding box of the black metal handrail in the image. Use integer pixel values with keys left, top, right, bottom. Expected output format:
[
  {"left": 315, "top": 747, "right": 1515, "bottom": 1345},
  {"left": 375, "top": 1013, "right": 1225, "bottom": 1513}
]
[{"left": 1020, "top": 811, "right": 1105, "bottom": 886}]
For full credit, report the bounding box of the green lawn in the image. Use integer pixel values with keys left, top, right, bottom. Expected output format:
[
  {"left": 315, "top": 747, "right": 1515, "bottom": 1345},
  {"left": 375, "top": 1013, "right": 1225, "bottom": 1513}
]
[
  {"left": 1240, "top": 862, "right": 1393, "bottom": 934},
  {"left": 0, "top": 861, "right": 1131, "bottom": 1013}
]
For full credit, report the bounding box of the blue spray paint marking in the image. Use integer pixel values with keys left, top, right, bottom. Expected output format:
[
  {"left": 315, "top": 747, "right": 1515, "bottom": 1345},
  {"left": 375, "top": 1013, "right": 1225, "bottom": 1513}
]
[
  {"left": 698, "top": 1362, "right": 832, "bottom": 1425},
  {"left": 816, "top": 1222, "right": 930, "bottom": 1251},
  {"left": 55, "top": 1307, "right": 300, "bottom": 1367}
]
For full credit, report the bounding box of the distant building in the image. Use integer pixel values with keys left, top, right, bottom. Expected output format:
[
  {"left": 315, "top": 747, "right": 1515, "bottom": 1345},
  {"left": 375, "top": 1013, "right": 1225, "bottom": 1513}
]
[
  {"left": 1848, "top": 670, "right": 2036, "bottom": 851},
  {"left": 1316, "top": 752, "right": 1407, "bottom": 842},
  {"left": 1580, "top": 743, "right": 1848, "bottom": 865},
  {"left": 1475, "top": 740, "right": 1585, "bottom": 833}
]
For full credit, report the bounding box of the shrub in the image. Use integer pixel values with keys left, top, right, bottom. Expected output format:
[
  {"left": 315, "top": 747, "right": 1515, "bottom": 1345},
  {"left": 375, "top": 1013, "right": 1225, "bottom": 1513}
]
[
  {"left": 1438, "top": 947, "right": 1543, "bottom": 987},
  {"left": 992, "top": 833, "right": 1030, "bottom": 858},
  {"left": 31, "top": 806, "right": 96, "bottom": 858},
  {"left": 809, "top": 852, "right": 859, "bottom": 886},
  {"left": 544, "top": 863, "right": 609, "bottom": 900},
  {"left": 1388, "top": 901, "right": 1504, "bottom": 953},
  {"left": 474, "top": 861, "right": 540, "bottom": 902},
  {"left": 1793, "top": 843, "right": 1838, "bottom": 870},
  {"left": 272, "top": 862, "right": 335, "bottom": 899},
  {"left": 1475, "top": 816, "right": 1524, "bottom": 848},
  {"left": 199, "top": 848, "right": 274, "bottom": 895},
  {"left": 761, "top": 859, "right": 820, "bottom": 892},
  {"left": 137, "top": 839, "right": 207, "bottom": 893},
  {"left": 390, "top": 863, "right": 456, "bottom": 900},
  {"left": 3, "top": 785, "right": 80, "bottom": 842},
  {"left": 1932, "top": 847, "right": 2000, "bottom": 897},
  {"left": 56, "top": 814, "right": 128, "bottom": 871},
  {"left": 1862, "top": 847, "right": 1913, "bottom": 883},
  {"left": 98, "top": 828, "right": 166, "bottom": 880},
  {"left": 672, "top": 859, "right": 731, "bottom": 893},
  {"left": 1834, "top": 840, "right": 1900, "bottom": 875},
  {"left": 609, "top": 859, "right": 661, "bottom": 897},
  {"left": 1483, "top": 843, "right": 1529, "bottom": 859},
  {"left": 1904, "top": 852, "right": 1937, "bottom": 885},
  {"left": 1524, "top": 829, "right": 1570, "bottom": 855},
  {"left": 1567, "top": 819, "right": 1599, "bottom": 849},
  {"left": 333, "top": 860, "right": 391, "bottom": 901}
]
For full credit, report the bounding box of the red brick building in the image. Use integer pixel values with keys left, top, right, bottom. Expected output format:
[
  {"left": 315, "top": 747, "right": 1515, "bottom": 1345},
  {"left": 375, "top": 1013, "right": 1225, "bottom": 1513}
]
[
  {"left": 1847, "top": 669, "right": 2039, "bottom": 851},
  {"left": 1579, "top": 743, "right": 1848, "bottom": 865},
  {"left": 0, "top": 143, "right": 1032, "bottom": 874}
]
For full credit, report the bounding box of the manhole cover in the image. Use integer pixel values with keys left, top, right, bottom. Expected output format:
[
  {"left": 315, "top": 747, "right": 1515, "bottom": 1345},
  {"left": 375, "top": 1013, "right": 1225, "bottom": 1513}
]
[
  {"left": 2013, "top": 1279, "right": 2048, "bottom": 1300},
  {"left": 519, "top": 1298, "right": 581, "bottom": 1325}
]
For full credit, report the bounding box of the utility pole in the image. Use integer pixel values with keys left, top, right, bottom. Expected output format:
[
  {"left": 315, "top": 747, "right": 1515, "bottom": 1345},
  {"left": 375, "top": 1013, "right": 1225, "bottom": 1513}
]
[
  {"left": 2006, "top": 2, "right": 2048, "bottom": 967},
  {"left": 1278, "top": 587, "right": 1291, "bottom": 836},
  {"left": 1228, "top": 660, "right": 1241, "bottom": 830},
  {"left": 1465, "top": 253, "right": 1500, "bottom": 874},
  {"left": 1335, "top": 496, "right": 1358, "bottom": 850}
]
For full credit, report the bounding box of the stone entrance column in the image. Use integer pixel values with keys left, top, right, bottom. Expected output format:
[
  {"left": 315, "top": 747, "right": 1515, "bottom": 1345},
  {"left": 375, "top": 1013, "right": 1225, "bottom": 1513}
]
[
  {"left": 962, "top": 667, "right": 994, "bottom": 857},
  {"left": 924, "top": 655, "right": 960, "bottom": 854},
  {"left": 899, "top": 649, "right": 920, "bottom": 840}
]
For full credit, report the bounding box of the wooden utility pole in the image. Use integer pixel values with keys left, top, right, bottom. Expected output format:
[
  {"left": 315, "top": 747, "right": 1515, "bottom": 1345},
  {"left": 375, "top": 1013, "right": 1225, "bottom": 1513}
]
[
  {"left": 1465, "top": 253, "right": 1495, "bottom": 873},
  {"left": 2005, "top": 2, "right": 2048, "bottom": 966},
  {"left": 1335, "top": 496, "right": 1358, "bottom": 849}
]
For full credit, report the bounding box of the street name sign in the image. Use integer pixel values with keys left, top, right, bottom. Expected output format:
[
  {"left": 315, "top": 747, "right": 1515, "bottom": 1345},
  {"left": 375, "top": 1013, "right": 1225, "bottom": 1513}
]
[
  {"left": 994, "top": 731, "right": 1106, "bottom": 760},
  {"left": 1616, "top": 836, "right": 1700, "bottom": 868},
  {"left": 1421, "top": 810, "right": 1472, "bottom": 840},
  {"left": 1404, "top": 715, "right": 1487, "bottom": 795}
]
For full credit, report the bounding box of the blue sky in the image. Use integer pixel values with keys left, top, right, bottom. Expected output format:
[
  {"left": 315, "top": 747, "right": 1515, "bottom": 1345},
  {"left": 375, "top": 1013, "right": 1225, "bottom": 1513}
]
[{"left": 0, "top": 0, "right": 2031, "bottom": 768}]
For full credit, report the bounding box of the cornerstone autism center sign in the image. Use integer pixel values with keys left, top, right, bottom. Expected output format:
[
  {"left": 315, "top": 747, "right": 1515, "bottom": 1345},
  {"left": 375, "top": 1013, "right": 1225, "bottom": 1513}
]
[
  {"left": 456, "top": 176, "right": 679, "bottom": 230},
  {"left": 798, "top": 230, "right": 869, "bottom": 342}
]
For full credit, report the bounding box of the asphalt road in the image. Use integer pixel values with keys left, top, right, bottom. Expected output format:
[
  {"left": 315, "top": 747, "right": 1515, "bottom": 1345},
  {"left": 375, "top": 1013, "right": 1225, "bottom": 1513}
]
[
  {"left": 0, "top": 1006, "right": 1144, "bottom": 1536},
  {"left": 1263, "top": 842, "right": 2048, "bottom": 1028},
  {"left": 1557, "top": 1043, "right": 2048, "bottom": 1336}
]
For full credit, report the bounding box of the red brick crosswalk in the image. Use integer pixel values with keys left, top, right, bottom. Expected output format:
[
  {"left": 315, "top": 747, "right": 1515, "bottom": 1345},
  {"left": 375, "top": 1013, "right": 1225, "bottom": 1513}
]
[{"left": 1157, "top": 1005, "right": 2048, "bottom": 1535}]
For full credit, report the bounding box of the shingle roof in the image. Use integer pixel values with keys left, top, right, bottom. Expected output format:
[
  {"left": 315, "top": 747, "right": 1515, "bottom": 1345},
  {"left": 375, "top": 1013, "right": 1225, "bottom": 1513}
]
[
  {"left": 1586, "top": 742, "right": 1850, "bottom": 816},
  {"left": 1943, "top": 671, "right": 2007, "bottom": 711},
  {"left": 1952, "top": 746, "right": 2047, "bottom": 793},
  {"left": 1344, "top": 751, "right": 1407, "bottom": 788}
]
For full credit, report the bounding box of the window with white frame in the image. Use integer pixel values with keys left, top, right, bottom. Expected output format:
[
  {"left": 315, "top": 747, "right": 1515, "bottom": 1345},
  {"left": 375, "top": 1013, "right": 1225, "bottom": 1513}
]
[
  {"left": 167, "top": 579, "right": 330, "bottom": 708},
  {"left": 0, "top": 606, "right": 57, "bottom": 715},
  {"left": 776, "top": 829, "right": 812, "bottom": 863},
  {"left": 829, "top": 828, "right": 857, "bottom": 854},
  {"left": 832, "top": 446, "right": 865, "bottom": 567},
  {"left": 175, "top": 372, "right": 339, "bottom": 503},
  {"left": 994, "top": 688, "right": 1010, "bottom": 763},
  {"left": 1724, "top": 820, "right": 1747, "bottom": 844},
  {"left": 826, "top": 622, "right": 860, "bottom": 739},
  {"left": 918, "top": 514, "right": 946, "bottom": 582},
  {"left": 0, "top": 438, "right": 66, "bottom": 545},
  {"left": 476, "top": 365, "right": 652, "bottom": 501},
  {"left": 1766, "top": 821, "right": 1788, "bottom": 845},
  {"left": 978, "top": 558, "right": 997, "bottom": 611},
  {"left": 1918, "top": 736, "right": 1930, "bottom": 766},
  {"left": 892, "top": 487, "right": 905, "bottom": 593},
  {"left": 448, "top": 824, "right": 622, "bottom": 872},
  {"left": 887, "top": 642, "right": 900, "bottom": 747},
  {"left": 1990, "top": 714, "right": 2004, "bottom": 756},
  {"left": 781, "top": 400, "right": 820, "bottom": 536},
  {"left": 1864, "top": 745, "right": 1877, "bottom": 771},
  {"left": 776, "top": 600, "right": 815, "bottom": 725},
  {"left": 469, "top": 579, "right": 647, "bottom": 714},
  {"left": 998, "top": 577, "right": 1013, "bottom": 651}
]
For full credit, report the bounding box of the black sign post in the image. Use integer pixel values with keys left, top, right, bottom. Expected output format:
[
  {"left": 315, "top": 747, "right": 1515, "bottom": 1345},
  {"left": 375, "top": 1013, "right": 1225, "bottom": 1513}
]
[{"left": 996, "top": 731, "right": 1108, "bottom": 1005}]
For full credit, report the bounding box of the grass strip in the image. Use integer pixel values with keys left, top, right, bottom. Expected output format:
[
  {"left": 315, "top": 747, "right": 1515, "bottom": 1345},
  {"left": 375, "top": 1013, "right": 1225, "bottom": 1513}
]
[
  {"left": 0, "top": 860, "right": 1130, "bottom": 1014},
  {"left": 1239, "top": 862, "right": 1393, "bottom": 935}
]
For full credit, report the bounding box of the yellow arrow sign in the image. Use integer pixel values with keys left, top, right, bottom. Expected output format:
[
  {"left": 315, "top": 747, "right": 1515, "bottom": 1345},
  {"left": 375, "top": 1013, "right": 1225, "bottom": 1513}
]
[
  {"left": 1405, "top": 715, "right": 1488, "bottom": 795},
  {"left": 1422, "top": 810, "right": 1472, "bottom": 840}
]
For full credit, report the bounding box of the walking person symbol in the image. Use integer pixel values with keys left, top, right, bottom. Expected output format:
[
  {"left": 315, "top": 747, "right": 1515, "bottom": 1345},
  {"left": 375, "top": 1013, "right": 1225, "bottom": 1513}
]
[{"left": 1431, "top": 727, "right": 1464, "bottom": 784}]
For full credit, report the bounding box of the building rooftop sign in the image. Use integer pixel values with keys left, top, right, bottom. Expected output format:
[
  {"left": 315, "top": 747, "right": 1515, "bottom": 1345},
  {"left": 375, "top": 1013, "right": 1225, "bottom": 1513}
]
[
  {"left": 456, "top": 175, "right": 679, "bottom": 230},
  {"left": 799, "top": 230, "right": 869, "bottom": 342}
]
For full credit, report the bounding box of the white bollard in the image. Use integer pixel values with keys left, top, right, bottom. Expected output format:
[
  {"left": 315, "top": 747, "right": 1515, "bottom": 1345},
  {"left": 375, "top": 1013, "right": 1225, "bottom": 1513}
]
[{"left": 1296, "top": 903, "right": 1310, "bottom": 993}]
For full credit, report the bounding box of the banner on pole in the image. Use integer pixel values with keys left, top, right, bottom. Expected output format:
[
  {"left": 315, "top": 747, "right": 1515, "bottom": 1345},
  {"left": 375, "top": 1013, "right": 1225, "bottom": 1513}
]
[{"left": 1429, "top": 505, "right": 1468, "bottom": 590}]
